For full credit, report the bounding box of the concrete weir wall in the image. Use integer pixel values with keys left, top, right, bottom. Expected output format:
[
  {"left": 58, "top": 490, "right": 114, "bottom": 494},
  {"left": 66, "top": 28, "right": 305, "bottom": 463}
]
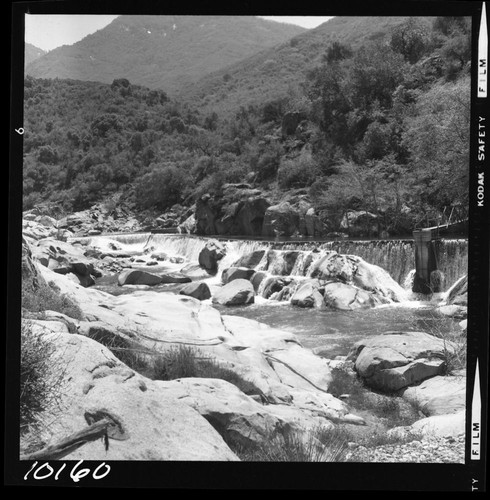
[{"left": 412, "top": 229, "right": 441, "bottom": 294}]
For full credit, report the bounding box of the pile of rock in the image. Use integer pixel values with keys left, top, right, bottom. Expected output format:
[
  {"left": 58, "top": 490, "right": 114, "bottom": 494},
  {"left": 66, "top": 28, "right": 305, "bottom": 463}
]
[
  {"left": 193, "top": 185, "right": 326, "bottom": 238},
  {"left": 196, "top": 243, "right": 408, "bottom": 310}
]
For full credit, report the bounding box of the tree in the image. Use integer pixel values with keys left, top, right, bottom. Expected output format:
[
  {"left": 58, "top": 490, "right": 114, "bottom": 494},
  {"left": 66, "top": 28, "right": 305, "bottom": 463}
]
[
  {"left": 390, "top": 18, "right": 431, "bottom": 64},
  {"left": 323, "top": 40, "right": 353, "bottom": 64},
  {"left": 401, "top": 76, "right": 470, "bottom": 214}
]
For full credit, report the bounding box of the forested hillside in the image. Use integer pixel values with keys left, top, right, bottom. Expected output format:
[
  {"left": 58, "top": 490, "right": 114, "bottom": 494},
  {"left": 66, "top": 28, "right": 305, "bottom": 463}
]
[{"left": 22, "top": 16, "right": 471, "bottom": 237}]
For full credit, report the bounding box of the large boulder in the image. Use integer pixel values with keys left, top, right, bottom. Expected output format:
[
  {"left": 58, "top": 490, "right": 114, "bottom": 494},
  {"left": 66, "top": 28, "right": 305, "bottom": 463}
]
[
  {"left": 117, "top": 269, "right": 163, "bottom": 286},
  {"left": 221, "top": 267, "right": 256, "bottom": 285},
  {"left": 309, "top": 252, "right": 354, "bottom": 282},
  {"left": 351, "top": 257, "right": 408, "bottom": 302},
  {"left": 198, "top": 239, "right": 226, "bottom": 274},
  {"left": 347, "top": 331, "right": 457, "bottom": 392},
  {"left": 179, "top": 282, "right": 211, "bottom": 301},
  {"left": 401, "top": 373, "right": 466, "bottom": 416},
  {"left": 444, "top": 275, "right": 468, "bottom": 306},
  {"left": 260, "top": 276, "right": 295, "bottom": 299},
  {"left": 212, "top": 279, "right": 255, "bottom": 306},
  {"left": 290, "top": 280, "right": 324, "bottom": 308},
  {"left": 323, "top": 282, "right": 380, "bottom": 310},
  {"left": 262, "top": 201, "right": 300, "bottom": 237}
]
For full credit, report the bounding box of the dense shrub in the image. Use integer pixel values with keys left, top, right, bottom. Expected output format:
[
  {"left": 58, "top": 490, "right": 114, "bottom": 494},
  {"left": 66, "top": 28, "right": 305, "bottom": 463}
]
[
  {"left": 20, "top": 321, "right": 66, "bottom": 432},
  {"left": 277, "top": 151, "right": 318, "bottom": 189},
  {"left": 134, "top": 163, "right": 190, "bottom": 210},
  {"left": 113, "top": 344, "right": 263, "bottom": 397}
]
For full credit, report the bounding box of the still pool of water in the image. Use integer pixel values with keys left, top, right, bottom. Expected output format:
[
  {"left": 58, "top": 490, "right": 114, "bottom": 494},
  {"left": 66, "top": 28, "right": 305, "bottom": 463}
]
[
  {"left": 214, "top": 301, "right": 460, "bottom": 359},
  {"left": 94, "top": 275, "right": 461, "bottom": 361}
]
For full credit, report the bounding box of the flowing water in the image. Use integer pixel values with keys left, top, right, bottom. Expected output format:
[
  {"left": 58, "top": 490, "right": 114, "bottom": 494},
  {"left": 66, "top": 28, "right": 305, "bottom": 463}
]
[
  {"left": 82, "top": 233, "right": 468, "bottom": 290},
  {"left": 215, "top": 301, "right": 458, "bottom": 359},
  {"left": 79, "top": 232, "right": 467, "bottom": 358}
]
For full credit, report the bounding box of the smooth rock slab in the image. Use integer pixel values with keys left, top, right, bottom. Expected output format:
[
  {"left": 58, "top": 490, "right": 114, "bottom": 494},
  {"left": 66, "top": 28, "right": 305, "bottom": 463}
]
[
  {"left": 212, "top": 279, "right": 255, "bottom": 306},
  {"left": 348, "top": 331, "right": 456, "bottom": 392},
  {"left": 402, "top": 410, "right": 466, "bottom": 438}
]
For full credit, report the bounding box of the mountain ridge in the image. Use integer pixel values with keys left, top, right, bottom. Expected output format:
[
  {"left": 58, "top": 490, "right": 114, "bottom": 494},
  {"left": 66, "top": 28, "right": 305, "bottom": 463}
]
[
  {"left": 176, "top": 16, "right": 435, "bottom": 113},
  {"left": 25, "top": 15, "right": 306, "bottom": 94},
  {"left": 24, "top": 42, "right": 46, "bottom": 66}
]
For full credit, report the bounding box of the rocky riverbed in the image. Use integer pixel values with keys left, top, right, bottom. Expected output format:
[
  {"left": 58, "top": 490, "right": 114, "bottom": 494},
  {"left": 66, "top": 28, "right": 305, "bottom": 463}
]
[{"left": 19, "top": 214, "right": 468, "bottom": 463}]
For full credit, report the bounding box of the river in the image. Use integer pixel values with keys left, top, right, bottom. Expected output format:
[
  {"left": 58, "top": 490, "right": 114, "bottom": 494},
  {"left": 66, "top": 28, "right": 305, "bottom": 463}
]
[{"left": 78, "top": 232, "right": 467, "bottom": 358}]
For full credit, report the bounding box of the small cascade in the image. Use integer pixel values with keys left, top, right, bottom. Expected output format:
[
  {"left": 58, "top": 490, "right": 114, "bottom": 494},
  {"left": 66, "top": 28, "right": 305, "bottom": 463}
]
[
  {"left": 434, "top": 239, "right": 468, "bottom": 292},
  {"left": 75, "top": 232, "right": 468, "bottom": 294}
]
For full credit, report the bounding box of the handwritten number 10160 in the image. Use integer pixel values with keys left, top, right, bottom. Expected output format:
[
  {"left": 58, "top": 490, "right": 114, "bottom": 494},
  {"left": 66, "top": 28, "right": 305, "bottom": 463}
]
[{"left": 24, "top": 460, "right": 110, "bottom": 482}]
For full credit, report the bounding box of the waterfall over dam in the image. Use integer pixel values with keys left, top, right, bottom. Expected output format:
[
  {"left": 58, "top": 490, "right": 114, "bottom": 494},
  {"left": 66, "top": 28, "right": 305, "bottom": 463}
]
[{"left": 81, "top": 233, "right": 468, "bottom": 291}]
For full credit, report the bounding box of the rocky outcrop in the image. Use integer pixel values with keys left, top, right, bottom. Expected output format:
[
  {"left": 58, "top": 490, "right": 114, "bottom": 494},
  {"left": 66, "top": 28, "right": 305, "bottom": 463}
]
[
  {"left": 281, "top": 111, "right": 306, "bottom": 136},
  {"left": 195, "top": 186, "right": 271, "bottom": 237},
  {"left": 347, "top": 331, "right": 457, "bottom": 392},
  {"left": 323, "top": 282, "right": 381, "bottom": 310},
  {"left": 262, "top": 201, "right": 300, "bottom": 237},
  {"left": 28, "top": 238, "right": 102, "bottom": 287},
  {"left": 309, "top": 252, "right": 354, "bottom": 282},
  {"left": 340, "top": 210, "right": 379, "bottom": 237},
  {"left": 212, "top": 279, "right": 255, "bottom": 306}
]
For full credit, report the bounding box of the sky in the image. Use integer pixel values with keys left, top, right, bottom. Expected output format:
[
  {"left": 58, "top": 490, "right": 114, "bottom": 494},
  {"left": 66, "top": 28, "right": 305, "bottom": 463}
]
[{"left": 24, "top": 14, "right": 334, "bottom": 52}]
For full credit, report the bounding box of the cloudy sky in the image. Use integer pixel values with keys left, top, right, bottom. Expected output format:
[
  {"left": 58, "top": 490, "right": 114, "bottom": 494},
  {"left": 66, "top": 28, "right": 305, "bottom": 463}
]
[{"left": 24, "top": 15, "right": 334, "bottom": 51}]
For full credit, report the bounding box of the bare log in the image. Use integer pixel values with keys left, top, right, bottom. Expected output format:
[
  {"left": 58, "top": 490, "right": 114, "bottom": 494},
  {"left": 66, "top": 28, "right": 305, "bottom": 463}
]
[{"left": 20, "top": 418, "right": 111, "bottom": 461}]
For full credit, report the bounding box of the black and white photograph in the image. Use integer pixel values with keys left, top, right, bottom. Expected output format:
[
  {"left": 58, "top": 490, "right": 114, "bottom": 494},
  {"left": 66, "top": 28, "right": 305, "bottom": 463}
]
[{"left": 6, "top": 0, "right": 488, "bottom": 491}]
